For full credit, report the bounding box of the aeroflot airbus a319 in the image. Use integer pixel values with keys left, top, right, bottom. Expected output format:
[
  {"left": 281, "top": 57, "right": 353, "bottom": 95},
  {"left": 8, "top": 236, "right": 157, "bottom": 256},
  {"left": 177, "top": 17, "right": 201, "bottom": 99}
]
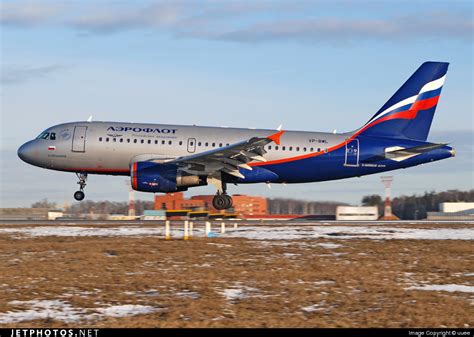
[{"left": 18, "top": 62, "right": 454, "bottom": 210}]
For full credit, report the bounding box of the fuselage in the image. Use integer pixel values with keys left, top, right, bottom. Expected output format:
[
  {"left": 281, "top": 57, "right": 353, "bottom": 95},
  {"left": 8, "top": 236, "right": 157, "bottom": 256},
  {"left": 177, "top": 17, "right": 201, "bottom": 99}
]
[{"left": 18, "top": 121, "right": 454, "bottom": 184}]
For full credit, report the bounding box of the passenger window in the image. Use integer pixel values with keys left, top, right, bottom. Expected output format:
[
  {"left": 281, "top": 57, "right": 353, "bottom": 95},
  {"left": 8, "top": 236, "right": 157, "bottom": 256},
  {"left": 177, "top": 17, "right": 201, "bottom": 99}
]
[
  {"left": 190, "top": 142, "right": 194, "bottom": 146},
  {"left": 226, "top": 143, "right": 229, "bottom": 146},
  {"left": 205, "top": 142, "right": 209, "bottom": 147},
  {"left": 106, "top": 138, "right": 109, "bottom": 142},
  {"left": 212, "top": 143, "right": 215, "bottom": 147},
  {"left": 289, "top": 146, "right": 293, "bottom": 151},
  {"left": 155, "top": 140, "right": 158, "bottom": 144},
  {"left": 127, "top": 139, "right": 130, "bottom": 143},
  {"left": 318, "top": 148, "right": 320, "bottom": 152},
  {"left": 140, "top": 139, "right": 144, "bottom": 144},
  {"left": 113, "top": 138, "right": 116, "bottom": 142},
  {"left": 310, "top": 147, "right": 314, "bottom": 152},
  {"left": 219, "top": 143, "right": 222, "bottom": 147},
  {"left": 168, "top": 140, "right": 172, "bottom": 145},
  {"left": 282, "top": 146, "right": 286, "bottom": 150},
  {"left": 147, "top": 140, "right": 151, "bottom": 144},
  {"left": 303, "top": 147, "right": 307, "bottom": 152},
  {"left": 120, "top": 138, "right": 123, "bottom": 143},
  {"left": 179, "top": 141, "right": 183, "bottom": 145},
  {"left": 296, "top": 147, "right": 300, "bottom": 151},
  {"left": 198, "top": 142, "right": 202, "bottom": 146},
  {"left": 269, "top": 146, "right": 272, "bottom": 150},
  {"left": 162, "top": 140, "right": 165, "bottom": 145},
  {"left": 99, "top": 137, "right": 102, "bottom": 142},
  {"left": 133, "top": 139, "right": 137, "bottom": 143},
  {"left": 275, "top": 146, "right": 279, "bottom": 150}
]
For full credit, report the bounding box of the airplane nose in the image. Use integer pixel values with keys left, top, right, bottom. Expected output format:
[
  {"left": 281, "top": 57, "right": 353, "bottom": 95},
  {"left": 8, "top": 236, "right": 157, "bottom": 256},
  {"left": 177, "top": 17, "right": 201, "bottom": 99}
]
[{"left": 18, "top": 141, "right": 36, "bottom": 164}]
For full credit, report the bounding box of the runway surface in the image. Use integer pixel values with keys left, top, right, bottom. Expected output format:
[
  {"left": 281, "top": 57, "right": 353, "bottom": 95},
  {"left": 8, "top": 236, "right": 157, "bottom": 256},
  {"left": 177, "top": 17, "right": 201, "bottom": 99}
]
[{"left": 1, "top": 219, "right": 473, "bottom": 226}]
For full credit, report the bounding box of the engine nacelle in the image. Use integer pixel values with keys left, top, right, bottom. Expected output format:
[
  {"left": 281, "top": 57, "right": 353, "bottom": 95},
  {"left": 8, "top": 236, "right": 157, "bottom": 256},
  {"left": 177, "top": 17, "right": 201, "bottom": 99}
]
[{"left": 131, "top": 162, "right": 207, "bottom": 193}]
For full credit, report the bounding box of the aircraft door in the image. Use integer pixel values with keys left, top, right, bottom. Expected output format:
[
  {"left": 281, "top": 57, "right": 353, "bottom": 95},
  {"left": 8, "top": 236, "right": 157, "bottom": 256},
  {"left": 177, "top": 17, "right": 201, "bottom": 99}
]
[
  {"left": 72, "top": 126, "right": 87, "bottom": 152},
  {"left": 187, "top": 138, "right": 196, "bottom": 153},
  {"left": 344, "top": 139, "right": 359, "bottom": 167}
]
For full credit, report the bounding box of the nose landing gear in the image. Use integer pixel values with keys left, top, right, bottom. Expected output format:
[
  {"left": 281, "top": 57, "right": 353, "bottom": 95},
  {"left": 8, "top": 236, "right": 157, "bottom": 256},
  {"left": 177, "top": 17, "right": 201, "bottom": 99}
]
[{"left": 74, "top": 173, "right": 87, "bottom": 201}]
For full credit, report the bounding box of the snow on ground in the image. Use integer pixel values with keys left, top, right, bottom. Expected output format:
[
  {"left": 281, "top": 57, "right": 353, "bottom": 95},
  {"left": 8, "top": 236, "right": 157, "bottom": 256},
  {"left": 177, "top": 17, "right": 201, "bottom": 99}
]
[
  {"left": 226, "top": 226, "right": 474, "bottom": 241},
  {"left": 405, "top": 284, "right": 474, "bottom": 293},
  {"left": 218, "top": 285, "right": 262, "bottom": 303},
  {"left": 96, "top": 305, "right": 158, "bottom": 317},
  {"left": 175, "top": 290, "right": 200, "bottom": 299},
  {"left": 0, "top": 300, "right": 85, "bottom": 324},
  {"left": 0, "top": 226, "right": 164, "bottom": 238},
  {"left": 0, "top": 225, "right": 473, "bottom": 241},
  {"left": 301, "top": 301, "right": 327, "bottom": 313},
  {"left": 0, "top": 299, "right": 162, "bottom": 324},
  {"left": 316, "top": 243, "right": 343, "bottom": 249}
]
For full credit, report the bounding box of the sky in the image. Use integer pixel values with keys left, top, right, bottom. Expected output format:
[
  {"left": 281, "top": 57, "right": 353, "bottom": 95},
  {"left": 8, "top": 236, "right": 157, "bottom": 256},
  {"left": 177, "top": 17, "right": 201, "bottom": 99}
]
[{"left": 0, "top": 0, "right": 473, "bottom": 208}]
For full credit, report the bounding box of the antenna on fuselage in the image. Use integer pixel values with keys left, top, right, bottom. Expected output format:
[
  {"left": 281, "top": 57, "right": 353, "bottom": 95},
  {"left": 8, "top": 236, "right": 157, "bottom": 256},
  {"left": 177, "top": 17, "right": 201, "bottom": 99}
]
[{"left": 87, "top": 115, "right": 93, "bottom": 122}]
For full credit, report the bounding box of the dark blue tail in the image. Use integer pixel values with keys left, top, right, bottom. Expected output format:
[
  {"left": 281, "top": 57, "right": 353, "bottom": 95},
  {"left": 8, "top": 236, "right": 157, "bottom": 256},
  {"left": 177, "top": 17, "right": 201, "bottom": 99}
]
[{"left": 359, "top": 62, "right": 449, "bottom": 141}]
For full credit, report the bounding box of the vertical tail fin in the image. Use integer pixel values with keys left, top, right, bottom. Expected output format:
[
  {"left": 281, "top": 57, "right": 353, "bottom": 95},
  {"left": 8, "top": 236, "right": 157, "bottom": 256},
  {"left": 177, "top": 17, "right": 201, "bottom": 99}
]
[{"left": 360, "top": 62, "right": 449, "bottom": 141}]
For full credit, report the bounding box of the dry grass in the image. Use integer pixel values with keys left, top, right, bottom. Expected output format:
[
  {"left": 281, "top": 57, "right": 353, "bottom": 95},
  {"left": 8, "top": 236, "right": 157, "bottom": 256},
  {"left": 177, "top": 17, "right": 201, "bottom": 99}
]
[{"left": 0, "top": 225, "right": 472, "bottom": 328}]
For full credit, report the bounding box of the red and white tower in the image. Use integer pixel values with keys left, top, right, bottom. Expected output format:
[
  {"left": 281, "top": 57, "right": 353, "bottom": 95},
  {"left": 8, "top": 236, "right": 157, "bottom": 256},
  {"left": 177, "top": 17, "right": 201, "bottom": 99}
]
[
  {"left": 380, "top": 176, "right": 399, "bottom": 220},
  {"left": 127, "top": 181, "right": 136, "bottom": 217}
]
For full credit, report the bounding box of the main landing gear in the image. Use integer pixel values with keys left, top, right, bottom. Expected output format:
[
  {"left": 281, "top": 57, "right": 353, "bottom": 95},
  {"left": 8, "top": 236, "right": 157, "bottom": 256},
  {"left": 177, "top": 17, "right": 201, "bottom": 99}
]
[
  {"left": 74, "top": 173, "right": 87, "bottom": 201},
  {"left": 212, "top": 193, "right": 233, "bottom": 210},
  {"left": 212, "top": 181, "right": 233, "bottom": 210}
]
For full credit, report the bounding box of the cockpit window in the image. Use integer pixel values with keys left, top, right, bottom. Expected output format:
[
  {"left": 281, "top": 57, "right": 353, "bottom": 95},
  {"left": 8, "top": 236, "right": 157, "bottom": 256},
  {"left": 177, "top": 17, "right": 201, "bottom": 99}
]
[{"left": 36, "top": 132, "right": 55, "bottom": 140}]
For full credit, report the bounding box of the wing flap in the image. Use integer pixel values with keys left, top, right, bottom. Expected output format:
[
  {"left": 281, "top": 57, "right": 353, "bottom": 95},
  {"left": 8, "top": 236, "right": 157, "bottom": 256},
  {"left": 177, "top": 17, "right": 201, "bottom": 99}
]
[{"left": 169, "top": 130, "right": 285, "bottom": 178}]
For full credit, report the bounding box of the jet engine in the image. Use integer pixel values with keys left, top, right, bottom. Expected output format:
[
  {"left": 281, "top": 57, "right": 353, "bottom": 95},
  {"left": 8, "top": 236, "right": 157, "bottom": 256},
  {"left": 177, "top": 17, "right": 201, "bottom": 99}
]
[{"left": 131, "top": 162, "right": 207, "bottom": 193}]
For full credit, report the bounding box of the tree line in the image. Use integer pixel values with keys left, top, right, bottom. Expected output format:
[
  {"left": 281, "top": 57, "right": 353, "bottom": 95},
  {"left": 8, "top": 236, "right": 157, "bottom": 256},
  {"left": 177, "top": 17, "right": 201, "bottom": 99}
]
[
  {"left": 361, "top": 189, "right": 474, "bottom": 219},
  {"left": 30, "top": 189, "right": 473, "bottom": 219}
]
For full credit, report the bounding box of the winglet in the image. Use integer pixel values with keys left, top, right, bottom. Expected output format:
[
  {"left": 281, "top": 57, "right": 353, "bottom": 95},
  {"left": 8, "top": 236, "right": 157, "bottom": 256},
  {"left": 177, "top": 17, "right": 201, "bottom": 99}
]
[{"left": 267, "top": 130, "right": 285, "bottom": 145}]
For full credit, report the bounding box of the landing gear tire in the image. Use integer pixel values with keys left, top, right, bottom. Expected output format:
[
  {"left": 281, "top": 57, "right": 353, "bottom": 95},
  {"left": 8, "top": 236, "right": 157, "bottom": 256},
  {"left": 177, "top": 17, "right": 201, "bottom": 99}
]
[
  {"left": 74, "top": 172, "right": 88, "bottom": 201},
  {"left": 213, "top": 194, "right": 233, "bottom": 210},
  {"left": 74, "top": 191, "right": 85, "bottom": 201}
]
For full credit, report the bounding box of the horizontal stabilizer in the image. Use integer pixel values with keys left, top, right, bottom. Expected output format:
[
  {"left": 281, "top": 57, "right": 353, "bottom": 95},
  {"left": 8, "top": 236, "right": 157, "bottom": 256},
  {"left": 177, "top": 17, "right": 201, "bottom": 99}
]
[{"left": 362, "top": 143, "right": 448, "bottom": 163}]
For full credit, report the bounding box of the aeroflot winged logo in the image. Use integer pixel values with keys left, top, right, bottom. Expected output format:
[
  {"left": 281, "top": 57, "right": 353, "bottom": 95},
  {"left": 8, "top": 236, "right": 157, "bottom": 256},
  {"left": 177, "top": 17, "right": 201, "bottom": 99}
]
[{"left": 107, "top": 126, "right": 177, "bottom": 134}]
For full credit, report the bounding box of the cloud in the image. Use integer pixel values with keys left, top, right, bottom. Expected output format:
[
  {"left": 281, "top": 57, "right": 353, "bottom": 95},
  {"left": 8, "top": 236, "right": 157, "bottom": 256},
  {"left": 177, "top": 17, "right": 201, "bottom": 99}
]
[
  {"left": 69, "top": 3, "right": 192, "bottom": 34},
  {"left": 0, "top": 2, "right": 64, "bottom": 27},
  {"left": 1, "top": 65, "right": 68, "bottom": 85},
  {"left": 191, "top": 15, "right": 473, "bottom": 43},
  {"left": 1, "top": 1, "right": 472, "bottom": 43}
]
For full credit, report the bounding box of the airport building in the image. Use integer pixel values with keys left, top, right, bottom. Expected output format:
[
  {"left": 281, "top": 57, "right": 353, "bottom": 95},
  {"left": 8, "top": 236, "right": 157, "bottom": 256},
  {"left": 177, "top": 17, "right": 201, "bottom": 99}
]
[
  {"left": 426, "top": 202, "right": 474, "bottom": 220},
  {"left": 336, "top": 206, "right": 379, "bottom": 221}
]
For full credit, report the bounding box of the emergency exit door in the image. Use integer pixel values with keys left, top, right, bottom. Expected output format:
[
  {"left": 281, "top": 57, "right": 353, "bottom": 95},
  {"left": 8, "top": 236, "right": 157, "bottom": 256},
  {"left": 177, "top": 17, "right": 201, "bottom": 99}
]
[{"left": 187, "top": 138, "right": 196, "bottom": 153}]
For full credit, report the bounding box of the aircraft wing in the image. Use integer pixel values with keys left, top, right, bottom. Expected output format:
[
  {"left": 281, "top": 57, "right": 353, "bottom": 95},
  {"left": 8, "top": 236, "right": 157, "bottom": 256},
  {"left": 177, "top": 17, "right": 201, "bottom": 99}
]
[{"left": 166, "top": 130, "right": 285, "bottom": 178}]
